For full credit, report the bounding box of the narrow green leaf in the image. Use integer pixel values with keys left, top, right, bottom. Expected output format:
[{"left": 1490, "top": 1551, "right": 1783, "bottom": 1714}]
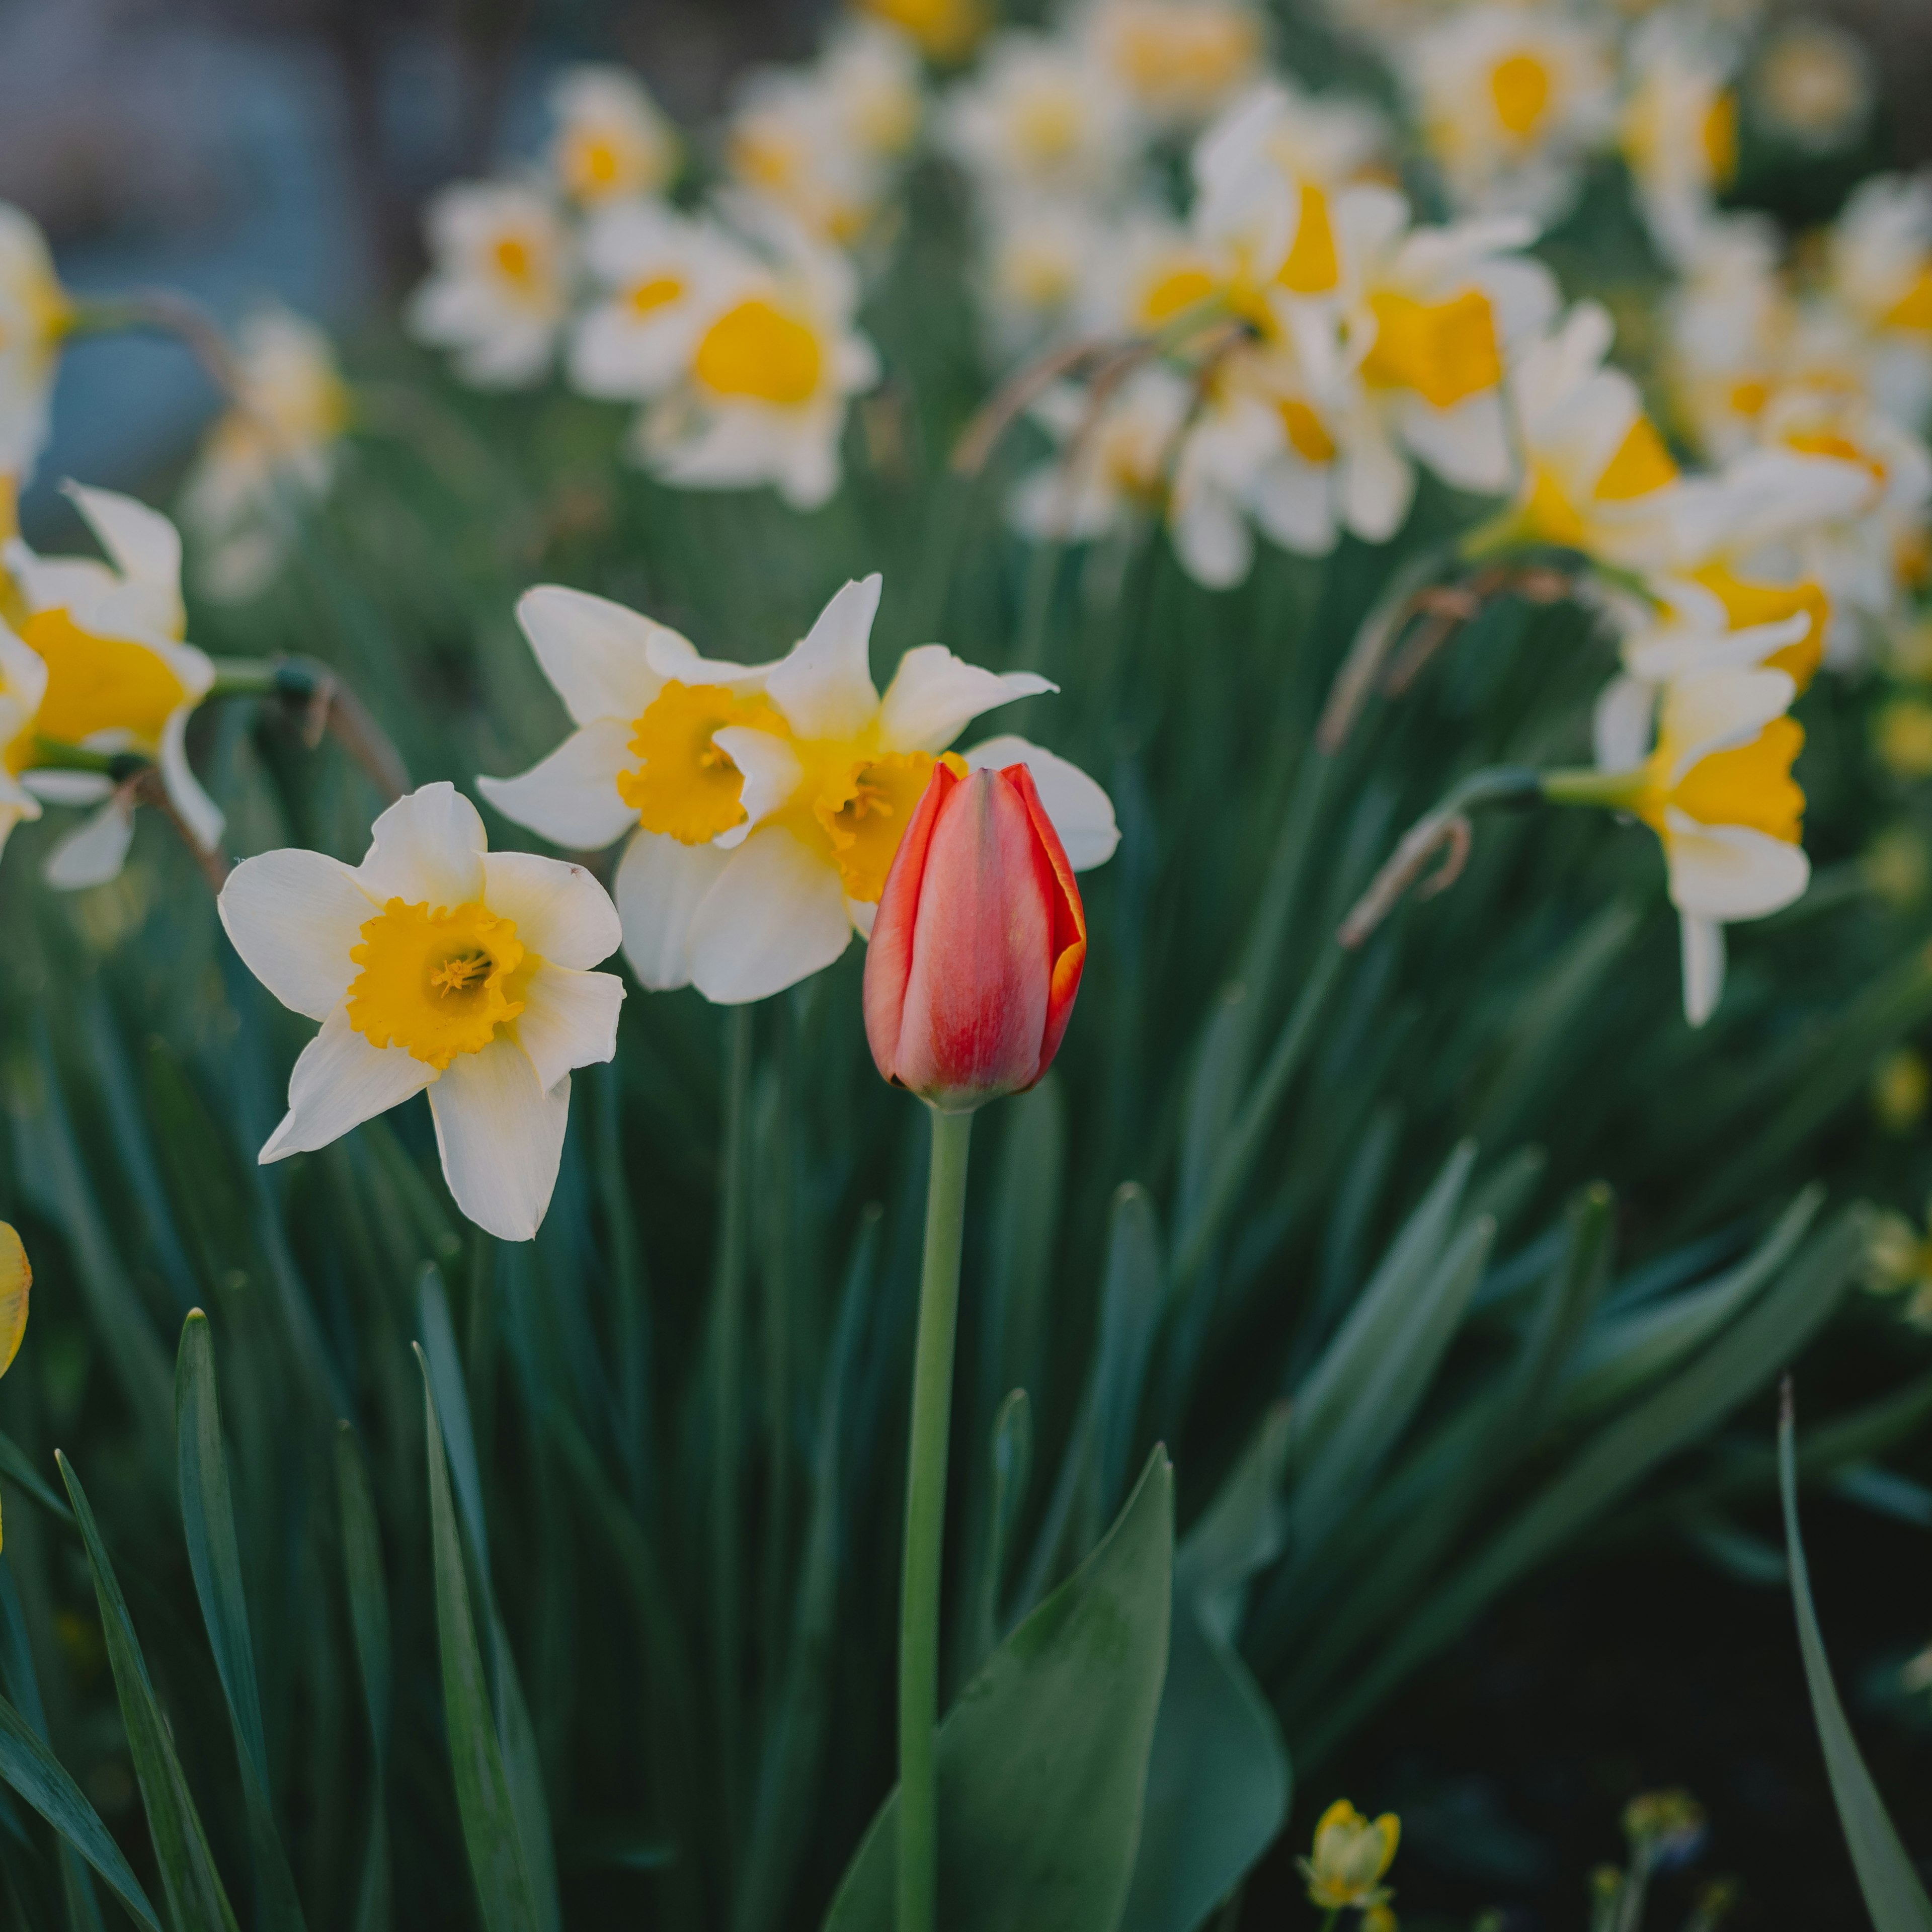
[
  {"left": 1780, "top": 1386, "right": 1932, "bottom": 1930},
  {"left": 1176, "top": 986, "right": 1249, "bottom": 1241},
  {"left": 334, "top": 1424, "right": 392, "bottom": 1932},
  {"left": 823, "top": 1446, "right": 1175, "bottom": 1932},
  {"left": 0, "top": 1432, "right": 73, "bottom": 1527},
  {"left": 175, "top": 1312, "right": 307, "bottom": 1932},
  {"left": 56, "top": 1451, "right": 239, "bottom": 1932},
  {"left": 1094, "top": 1186, "right": 1167, "bottom": 1516},
  {"left": 416, "top": 1345, "right": 543, "bottom": 1932},
  {"left": 968, "top": 1389, "right": 1032, "bottom": 1670}
]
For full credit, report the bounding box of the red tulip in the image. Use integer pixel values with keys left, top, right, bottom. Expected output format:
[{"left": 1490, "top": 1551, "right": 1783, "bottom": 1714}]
[{"left": 864, "top": 761, "right": 1087, "bottom": 1112}]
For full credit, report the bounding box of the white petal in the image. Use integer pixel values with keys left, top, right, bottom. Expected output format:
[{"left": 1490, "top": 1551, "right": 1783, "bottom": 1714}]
[
  {"left": 1340, "top": 431, "right": 1415, "bottom": 543},
  {"left": 158, "top": 706, "right": 224, "bottom": 852},
  {"left": 260, "top": 1006, "right": 435, "bottom": 1162},
  {"left": 614, "top": 828, "right": 731, "bottom": 990},
  {"left": 0, "top": 620, "right": 47, "bottom": 713},
  {"left": 876, "top": 645, "right": 1055, "bottom": 754},
  {"left": 354, "top": 782, "right": 488, "bottom": 908},
  {"left": 1401, "top": 391, "right": 1512, "bottom": 495},
  {"left": 1660, "top": 670, "right": 1796, "bottom": 783},
  {"left": 512, "top": 961, "right": 625, "bottom": 1091},
  {"left": 427, "top": 1040, "right": 569, "bottom": 1242},
  {"left": 685, "top": 824, "right": 852, "bottom": 1004},
  {"left": 218, "top": 849, "right": 372, "bottom": 1020},
  {"left": 962, "top": 735, "right": 1121, "bottom": 870},
  {"left": 63, "top": 485, "right": 182, "bottom": 607},
  {"left": 1592, "top": 674, "right": 1656, "bottom": 772},
  {"left": 1679, "top": 913, "right": 1724, "bottom": 1028},
  {"left": 480, "top": 849, "right": 622, "bottom": 968},
  {"left": 1250, "top": 462, "right": 1337, "bottom": 555},
  {"left": 765, "top": 576, "right": 881, "bottom": 739},
  {"left": 42, "top": 798, "right": 134, "bottom": 891},
  {"left": 1664, "top": 813, "right": 1810, "bottom": 921},
  {"left": 477, "top": 718, "right": 638, "bottom": 851},
  {"left": 711, "top": 725, "right": 802, "bottom": 844},
  {"left": 21, "top": 769, "right": 113, "bottom": 806},
  {"left": 1170, "top": 492, "right": 1253, "bottom": 590},
  {"left": 516, "top": 586, "right": 675, "bottom": 727}
]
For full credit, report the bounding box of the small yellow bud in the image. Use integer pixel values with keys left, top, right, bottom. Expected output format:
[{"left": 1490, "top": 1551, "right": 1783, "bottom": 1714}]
[
  {"left": 1363, "top": 1907, "right": 1399, "bottom": 1932},
  {"left": 1873, "top": 1048, "right": 1930, "bottom": 1135},
  {"left": 1866, "top": 825, "right": 1931, "bottom": 909},
  {"left": 1623, "top": 1788, "right": 1705, "bottom": 1868},
  {"left": 1877, "top": 697, "right": 1932, "bottom": 781},
  {"left": 1300, "top": 1798, "right": 1400, "bottom": 1909}
]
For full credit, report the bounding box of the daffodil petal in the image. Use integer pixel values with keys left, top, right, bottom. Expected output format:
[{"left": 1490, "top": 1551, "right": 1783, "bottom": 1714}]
[
  {"left": 19, "top": 769, "right": 110, "bottom": 806},
  {"left": 1592, "top": 673, "right": 1656, "bottom": 772},
  {"left": 962, "top": 735, "right": 1120, "bottom": 870},
  {"left": 0, "top": 1222, "right": 27, "bottom": 1379},
  {"left": 516, "top": 585, "right": 676, "bottom": 727},
  {"left": 614, "top": 828, "right": 731, "bottom": 990},
  {"left": 218, "top": 848, "right": 372, "bottom": 1019},
  {"left": 685, "top": 823, "right": 852, "bottom": 1004},
  {"left": 42, "top": 796, "right": 134, "bottom": 891},
  {"left": 1663, "top": 811, "right": 1811, "bottom": 921},
  {"left": 479, "top": 850, "right": 623, "bottom": 968},
  {"left": 260, "top": 1005, "right": 435, "bottom": 1162},
  {"left": 158, "top": 705, "right": 225, "bottom": 852},
  {"left": 1679, "top": 912, "right": 1724, "bottom": 1027},
  {"left": 711, "top": 725, "right": 803, "bottom": 845},
  {"left": 1659, "top": 668, "right": 1796, "bottom": 783},
  {"left": 63, "top": 484, "right": 183, "bottom": 611},
  {"left": 427, "top": 1039, "right": 569, "bottom": 1242},
  {"left": 477, "top": 717, "right": 638, "bottom": 851},
  {"left": 512, "top": 960, "right": 625, "bottom": 1090},
  {"left": 878, "top": 646, "right": 1058, "bottom": 754},
  {"left": 765, "top": 575, "right": 882, "bottom": 740},
  {"left": 354, "top": 781, "right": 488, "bottom": 908}
]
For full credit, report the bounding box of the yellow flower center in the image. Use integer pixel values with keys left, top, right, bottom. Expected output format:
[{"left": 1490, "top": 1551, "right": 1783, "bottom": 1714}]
[
  {"left": 494, "top": 235, "right": 535, "bottom": 285},
  {"left": 18, "top": 608, "right": 188, "bottom": 755},
  {"left": 1277, "top": 183, "right": 1339, "bottom": 296},
  {"left": 793, "top": 747, "right": 968, "bottom": 902},
  {"left": 1595, "top": 416, "right": 1678, "bottom": 500},
  {"left": 1490, "top": 52, "right": 1552, "bottom": 137},
  {"left": 1139, "top": 264, "right": 1220, "bottom": 328},
  {"left": 1014, "top": 90, "right": 1083, "bottom": 166},
  {"left": 1704, "top": 91, "right": 1739, "bottom": 187},
  {"left": 346, "top": 899, "right": 534, "bottom": 1070},
  {"left": 1280, "top": 397, "right": 1336, "bottom": 463},
  {"left": 630, "top": 275, "right": 685, "bottom": 315},
  {"left": 1728, "top": 377, "right": 1770, "bottom": 419},
  {"left": 1639, "top": 716, "right": 1806, "bottom": 842},
  {"left": 618, "top": 680, "right": 784, "bottom": 845},
  {"left": 856, "top": 0, "right": 985, "bottom": 62},
  {"left": 1784, "top": 425, "right": 1887, "bottom": 487},
  {"left": 692, "top": 298, "right": 823, "bottom": 406},
  {"left": 1513, "top": 463, "right": 1587, "bottom": 548},
  {"left": 564, "top": 132, "right": 624, "bottom": 198},
  {"left": 1883, "top": 265, "right": 1932, "bottom": 334},
  {"left": 1113, "top": 7, "right": 1260, "bottom": 104},
  {"left": 1359, "top": 289, "right": 1500, "bottom": 408},
  {"left": 1692, "top": 565, "right": 1827, "bottom": 690}
]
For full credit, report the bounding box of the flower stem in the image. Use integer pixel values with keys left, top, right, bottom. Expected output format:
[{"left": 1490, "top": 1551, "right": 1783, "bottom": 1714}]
[{"left": 899, "top": 1105, "right": 975, "bottom": 1932}]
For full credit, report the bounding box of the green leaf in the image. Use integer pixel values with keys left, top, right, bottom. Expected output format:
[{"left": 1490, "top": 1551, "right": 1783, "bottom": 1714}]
[
  {"left": 416, "top": 1344, "right": 543, "bottom": 1932},
  {"left": 823, "top": 1446, "right": 1175, "bottom": 1932},
  {"left": 1120, "top": 1406, "right": 1293, "bottom": 1932},
  {"left": 334, "top": 1424, "right": 392, "bottom": 1932},
  {"left": 966, "top": 1389, "right": 1032, "bottom": 1670},
  {"left": 0, "top": 1431, "right": 73, "bottom": 1528},
  {"left": 56, "top": 1451, "right": 239, "bottom": 1932},
  {"left": 1780, "top": 1386, "right": 1932, "bottom": 1930},
  {"left": 0, "top": 1559, "right": 159, "bottom": 1932},
  {"left": 175, "top": 1311, "right": 307, "bottom": 1932}
]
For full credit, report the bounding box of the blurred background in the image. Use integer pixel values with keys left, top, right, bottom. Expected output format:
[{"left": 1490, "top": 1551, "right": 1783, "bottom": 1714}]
[{"left": 7, "top": 0, "right": 1930, "bottom": 531}]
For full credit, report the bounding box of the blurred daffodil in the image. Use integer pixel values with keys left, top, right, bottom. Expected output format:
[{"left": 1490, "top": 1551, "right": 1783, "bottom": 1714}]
[
  {"left": 5, "top": 485, "right": 220, "bottom": 887},
  {"left": 1877, "top": 696, "right": 1932, "bottom": 782},
  {"left": 939, "top": 31, "right": 1137, "bottom": 203},
  {"left": 407, "top": 182, "right": 572, "bottom": 388},
  {"left": 1621, "top": 17, "right": 1739, "bottom": 269},
  {"left": 1300, "top": 1798, "right": 1400, "bottom": 1911},
  {"left": 856, "top": 0, "right": 987, "bottom": 65},
  {"left": 179, "top": 305, "right": 351, "bottom": 602},
  {"left": 546, "top": 65, "right": 679, "bottom": 207},
  {"left": 1754, "top": 20, "right": 1871, "bottom": 154},
  {"left": 1871, "top": 1047, "right": 1929, "bottom": 1135},
  {"left": 218, "top": 784, "right": 625, "bottom": 1242},
  {"left": 479, "top": 575, "right": 1117, "bottom": 1004},
  {"left": 0, "top": 615, "right": 47, "bottom": 862},
  {"left": 1866, "top": 824, "right": 1930, "bottom": 909},
  {"left": 1825, "top": 174, "right": 1932, "bottom": 428},
  {"left": 0, "top": 1222, "right": 27, "bottom": 1549},
  {"left": 0, "top": 205, "right": 69, "bottom": 482},
  {"left": 1079, "top": 0, "right": 1266, "bottom": 132}
]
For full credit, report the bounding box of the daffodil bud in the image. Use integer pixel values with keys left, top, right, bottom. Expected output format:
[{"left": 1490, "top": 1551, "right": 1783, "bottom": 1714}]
[
  {"left": 1299, "top": 1798, "right": 1400, "bottom": 1910},
  {"left": 863, "top": 761, "right": 1086, "bottom": 1114}
]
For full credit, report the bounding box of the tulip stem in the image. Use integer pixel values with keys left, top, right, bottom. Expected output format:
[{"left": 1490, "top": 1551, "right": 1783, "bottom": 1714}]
[{"left": 899, "top": 1104, "right": 975, "bottom": 1932}]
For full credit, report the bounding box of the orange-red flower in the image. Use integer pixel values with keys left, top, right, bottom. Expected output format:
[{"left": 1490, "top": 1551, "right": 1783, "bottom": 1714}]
[{"left": 863, "top": 762, "right": 1086, "bottom": 1112}]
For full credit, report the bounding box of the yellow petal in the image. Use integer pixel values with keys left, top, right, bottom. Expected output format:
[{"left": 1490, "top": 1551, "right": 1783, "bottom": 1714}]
[{"left": 0, "top": 1222, "right": 29, "bottom": 1380}]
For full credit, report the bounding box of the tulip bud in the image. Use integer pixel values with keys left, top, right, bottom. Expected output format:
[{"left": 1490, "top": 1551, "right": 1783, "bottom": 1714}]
[{"left": 863, "top": 761, "right": 1086, "bottom": 1113}]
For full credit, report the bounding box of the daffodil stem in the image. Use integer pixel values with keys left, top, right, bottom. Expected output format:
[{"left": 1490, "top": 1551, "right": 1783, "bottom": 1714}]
[
  {"left": 207, "top": 656, "right": 410, "bottom": 803},
  {"left": 1318, "top": 1911, "right": 1340, "bottom": 1932},
  {"left": 69, "top": 289, "right": 242, "bottom": 402},
  {"left": 899, "top": 1105, "right": 974, "bottom": 1932},
  {"left": 1540, "top": 766, "right": 1647, "bottom": 810}
]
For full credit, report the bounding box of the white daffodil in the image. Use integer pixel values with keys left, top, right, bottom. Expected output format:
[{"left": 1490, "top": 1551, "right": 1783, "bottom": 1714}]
[
  {"left": 567, "top": 201, "right": 745, "bottom": 404},
  {"left": 0, "top": 206, "right": 68, "bottom": 482},
  {"left": 1077, "top": 0, "right": 1266, "bottom": 132},
  {"left": 219, "top": 784, "right": 624, "bottom": 1242},
  {"left": 406, "top": 182, "right": 572, "bottom": 389},
  {"left": 1190, "top": 79, "right": 1388, "bottom": 312},
  {"left": 1076, "top": 209, "right": 1227, "bottom": 341},
  {"left": 1753, "top": 19, "right": 1871, "bottom": 154},
  {"left": 477, "top": 577, "right": 1118, "bottom": 1004},
  {"left": 633, "top": 204, "right": 879, "bottom": 509},
  {"left": 3, "top": 485, "right": 220, "bottom": 887},
  {"left": 546, "top": 65, "right": 678, "bottom": 207},
  {"left": 939, "top": 32, "right": 1138, "bottom": 204},
  {"left": 980, "top": 199, "right": 1107, "bottom": 357},
  {"left": 1621, "top": 16, "right": 1740, "bottom": 270},
  {"left": 178, "top": 305, "right": 351, "bottom": 602},
  {"left": 1319, "top": 186, "right": 1558, "bottom": 541},
  {"left": 1165, "top": 358, "right": 1286, "bottom": 587},
  {"left": 1402, "top": 5, "right": 1615, "bottom": 223},
  {"left": 1010, "top": 363, "right": 1194, "bottom": 546},
  {"left": 0, "top": 618, "right": 47, "bottom": 862},
  {"left": 1824, "top": 174, "right": 1932, "bottom": 428},
  {"left": 1485, "top": 300, "right": 1687, "bottom": 570},
  {"left": 853, "top": 0, "right": 986, "bottom": 64},
  {"left": 1561, "top": 666, "right": 1808, "bottom": 1026},
  {"left": 1662, "top": 213, "right": 1792, "bottom": 462}
]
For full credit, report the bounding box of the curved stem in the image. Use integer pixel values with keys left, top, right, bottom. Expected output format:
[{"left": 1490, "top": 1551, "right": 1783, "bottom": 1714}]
[
  {"left": 208, "top": 656, "right": 410, "bottom": 803},
  {"left": 899, "top": 1106, "right": 975, "bottom": 1932},
  {"left": 70, "top": 290, "right": 243, "bottom": 403}
]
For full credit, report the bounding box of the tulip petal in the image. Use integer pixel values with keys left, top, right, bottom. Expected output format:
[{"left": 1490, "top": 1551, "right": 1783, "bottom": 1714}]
[
  {"left": 477, "top": 718, "right": 639, "bottom": 851},
  {"left": 219, "top": 848, "right": 373, "bottom": 1019},
  {"left": 1007, "top": 763, "right": 1088, "bottom": 1086},
  {"left": 862, "top": 761, "right": 953, "bottom": 1086},
  {"left": 512, "top": 961, "right": 625, "bottom": 1091},
  {"left": 963, "top": 736, "right": 1120, "bottom": 870},
  {"left": 765, "top": 576, "right": 882, "bottom": 740},
  {"left": 1680, "top": 913, "right": 1725, "bottom": 1028},
  {"left": 686, "top": 824, "right": 853, "bottom": 1004},
  {"left": 42, "top": 797, "right": 134, "bottom": 891},
  {"left": 516, "top": 585, "right": 675, "bottom": 727},
  {"left": 480, "top": 849, "right": 623, "bottom": 968},
  {"left": 877, "top": 646, "right": 1055, "bottom": 754},
  {"left": 614, "top": 829, "right": 731, "bottom": 990},
  {"left": 354, "top": 781, "right": 488, "bottom": 908},
  {"left": 427, "top": 1039, "right": 569, "bottom": 1242},
  {"left": 261, "top": 1005, "right": 435, "bottom": 1162}
]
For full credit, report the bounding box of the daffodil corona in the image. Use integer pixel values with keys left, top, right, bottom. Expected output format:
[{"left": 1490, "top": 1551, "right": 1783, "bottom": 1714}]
[
  {"left": 479, "top": 575, "right": 1118, "bottom": 1005},
  {"left": 218, "top": 784, "right": 625, "bottom": 1242}
]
